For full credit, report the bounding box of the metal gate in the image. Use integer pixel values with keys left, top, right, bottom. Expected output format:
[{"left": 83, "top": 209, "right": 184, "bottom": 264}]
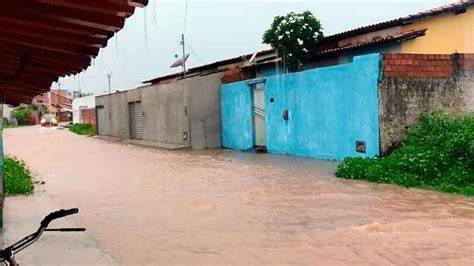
[
  {"left": 96, "top": 106, "right": 105, "bottom": 135},
  {"left": 129, "top": 101, "right": 144, "bottom": 140},
  {"left": 253, "top": 83, "right": 266, "bottom": 147}
]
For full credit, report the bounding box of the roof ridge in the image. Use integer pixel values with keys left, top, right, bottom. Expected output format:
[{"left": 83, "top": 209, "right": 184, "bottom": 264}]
[{"left": 324, "top": 0, "right": 473, "bottom": 41}]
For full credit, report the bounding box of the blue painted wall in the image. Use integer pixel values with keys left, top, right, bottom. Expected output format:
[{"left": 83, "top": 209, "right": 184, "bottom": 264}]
[
  {"left": 221, "top": 53, "right": 381, "bottom": 160},
  {"left": 220, "top": 82, "right": 254, "bottom": 150}
]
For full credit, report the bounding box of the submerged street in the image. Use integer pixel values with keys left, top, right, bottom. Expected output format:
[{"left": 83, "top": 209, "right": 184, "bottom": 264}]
[{"left": 3, "top": 126, "right": 474, "bottom": 265}]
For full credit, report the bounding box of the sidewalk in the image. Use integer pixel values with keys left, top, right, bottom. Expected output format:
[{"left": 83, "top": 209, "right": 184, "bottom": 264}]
[{"left": 2, "top": 192, "right": 116, "bottom": 266}]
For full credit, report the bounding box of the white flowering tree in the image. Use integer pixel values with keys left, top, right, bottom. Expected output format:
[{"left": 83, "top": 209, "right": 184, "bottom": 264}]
[{"left": 263, "top": 11, "right": 323, "bottom": 72}]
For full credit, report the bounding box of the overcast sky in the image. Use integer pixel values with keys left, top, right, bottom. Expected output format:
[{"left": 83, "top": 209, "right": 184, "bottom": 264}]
[{"left": 56, "top": 0, "right": 453, "bottom": 95}]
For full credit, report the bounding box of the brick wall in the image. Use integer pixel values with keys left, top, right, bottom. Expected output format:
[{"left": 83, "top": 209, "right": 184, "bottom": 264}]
[
  {"left": 80, "top": 108, "right": 96, "bottom": 127},
  {"left": 378, "top": 53, "right": 474, "bottom": 154},
  {"left": 383, "top": 53, "right": 474, "bottom": 78},
  {"left": 221, "top": 68, "right": 251, "bottom": 84}
]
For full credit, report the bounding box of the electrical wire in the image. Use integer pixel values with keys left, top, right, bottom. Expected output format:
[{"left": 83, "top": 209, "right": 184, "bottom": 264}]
[{"left": 187, "top": 43, "right": 206, "bottom": 65}]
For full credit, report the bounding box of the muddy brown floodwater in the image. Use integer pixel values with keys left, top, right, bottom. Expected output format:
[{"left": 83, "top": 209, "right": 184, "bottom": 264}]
[{"left": 4, "top": 126, "right": 474, "bottom": 265}]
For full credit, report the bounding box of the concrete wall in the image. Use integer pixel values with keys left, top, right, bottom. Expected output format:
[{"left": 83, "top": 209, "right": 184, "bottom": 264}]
[
  {"left": 221, "top": 54, "right": 381, "bottom": 160},
  {"left": 187, "top": 73, "right": 222, "bottom": 149},
  {"left": 72, "top": 95, "right": 96, "bottom": 124},
  {"left": 378, "top": 53, "right": 474, "bottom": 154},
  {"left": 96, "top": 72, "right": 223, "bottom": 150},
  {"left": 96, "top": 92, "right": 130, "bottom": 138}
]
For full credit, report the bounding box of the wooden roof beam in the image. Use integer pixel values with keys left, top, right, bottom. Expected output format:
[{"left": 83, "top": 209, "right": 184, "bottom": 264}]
[
  {"left": 0, "top": 14, "right": 112, "bottom": 39},
  {"left": 107, "top": 0, "right": 149, "bottom": 8},
  {"left": 0, "top": 42, "right": 92, "bottom": 66},
  {"left": 0, "top": 19, "right": 108, "bottom": 47},
  {"left": 0, "top": 27, "right": 106, "bottom": 49},
  {"left": 1, "top": 1, "right": 125, "bottom": 31},
  {"left": 36, "top": 0, "right": 135, "bottom": 17},
  {"left": 0, "top": 33, "right": 99, "bottom": 56}
]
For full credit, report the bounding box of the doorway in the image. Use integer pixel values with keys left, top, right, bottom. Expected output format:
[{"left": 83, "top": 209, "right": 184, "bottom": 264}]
[
  {"left": 129, "top": 101, "right": 144, "bottom": 140},
  {"left": 96, "top": 106, "right": 105, "bottom": 136},
  {"left": 253, "top": 82, "right": 266, "bottom": 150}
]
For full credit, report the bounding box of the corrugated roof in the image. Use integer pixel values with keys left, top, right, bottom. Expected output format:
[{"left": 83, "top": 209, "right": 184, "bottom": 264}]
[
  {"left": 142, "top": 49, "right": 276, "bottom": 84},
  {"left": 0, "top": 0, "right": 147, "bottom": 105},
  {"left": 323, "top": 0, "right": 473, "bottom": 42}
]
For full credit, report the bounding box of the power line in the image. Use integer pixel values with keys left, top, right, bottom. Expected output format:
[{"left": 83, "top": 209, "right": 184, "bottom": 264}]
[{"left": 187, "top": 43, "right": 206, "bottom": 65}]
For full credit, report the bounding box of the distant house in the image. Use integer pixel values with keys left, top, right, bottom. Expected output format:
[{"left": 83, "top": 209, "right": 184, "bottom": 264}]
[
  {"left": 72, "top": 95, "right": 96, "bottom": 124},
  {"left": 33, "top": 89, "right": 73, "bottom": 121},
  {"left": 1, "top": 104, "right": 15, "bottom": 125}
]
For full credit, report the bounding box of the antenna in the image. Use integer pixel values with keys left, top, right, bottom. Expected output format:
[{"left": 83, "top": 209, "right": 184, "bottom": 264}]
[
  {"left": 181, "top": 34, "right": 187, "bottom": 77},
  {"left": 107, "top": 72, "right": 112, "bottom": 94}
]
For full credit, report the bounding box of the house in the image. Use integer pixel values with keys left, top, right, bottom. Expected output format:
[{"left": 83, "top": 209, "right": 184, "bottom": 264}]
[
  {"left": 304, "top": 0, "right": 473, "bottom": 65},
  {"left": 72, "top": 94, "right": 97, "bottom": 125},
  {"left": 95, "top": 50, "right": 277, "bottom": 149},
  {"left": 1, "top": 104, "right": 15, "bottom": 125},
  {"left": 33, "top": 89, "right": 73, "bottom": 121},
  {"left": 96, "top": 0, "right": 473, "bottom": 155},
  {"left": 220, "top": 1, "right": 474, "bottom": 160}
]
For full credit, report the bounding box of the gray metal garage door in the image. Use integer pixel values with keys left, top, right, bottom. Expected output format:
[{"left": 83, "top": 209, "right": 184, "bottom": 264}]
[
  {"left": 129, "top": 101, "right": 144, "bottom": 139},
  {"left": 96, "top": 106, "right": 105, "bottom": 135}
]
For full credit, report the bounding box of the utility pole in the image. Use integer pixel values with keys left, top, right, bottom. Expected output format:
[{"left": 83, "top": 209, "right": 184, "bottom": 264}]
[
  {"left": 181, "top": 34, "right": 186, "bottom": 78},
  {"left": 107, "top": 73, "right": 112, "bottom": 94}
]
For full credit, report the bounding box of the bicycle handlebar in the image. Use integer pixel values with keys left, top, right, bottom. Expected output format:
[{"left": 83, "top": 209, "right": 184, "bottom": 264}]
[
  {"left": 40, "top": 208, "right": 79, "bottom": 228},
  {"left": 0, "top": 208, "right": 84, "bottom": 265}
]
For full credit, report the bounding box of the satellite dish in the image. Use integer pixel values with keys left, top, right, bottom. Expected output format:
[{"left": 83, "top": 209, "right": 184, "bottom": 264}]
[{"left": 170, "top": 54, "right": 190, "bottom": 68}]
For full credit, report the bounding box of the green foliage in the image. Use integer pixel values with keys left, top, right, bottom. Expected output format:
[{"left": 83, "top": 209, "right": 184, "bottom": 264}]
[
  {"left": 263, "top": 11, "right": 323, "bottom": 72},
  {"left": 11, "top": 104, "right": 49, "bottom": 125},
  {"left": 12, "top": 106, "right": 30, "bottom": 125},
  {"left": 69, "top": 123, "right": 95, "bottom": 136},
  {"left": 336, "top": 112, "right": 474, "bottom": 196},
  {"left": 4, "top": 156, "right": 34, "bottom": 195}
]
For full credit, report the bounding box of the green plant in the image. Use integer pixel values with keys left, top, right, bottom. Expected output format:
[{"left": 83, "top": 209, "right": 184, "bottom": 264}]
[
  {"left": 69, "top": 123, "right": 95, "bottom": 136},
  {"left": 263, "top": 11, "right": 323, "bottom": 72},
  {"left": 12, "top": 106, "right": 30, "bottom": 125},
  {"left": 336, "top": 112, "right": 474, "bottom": 196},
  {"left": 3, "top": 156, "right": 34, "bottom": 195}
]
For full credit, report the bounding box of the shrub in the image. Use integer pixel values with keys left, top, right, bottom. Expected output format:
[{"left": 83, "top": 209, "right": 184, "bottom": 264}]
[
  {"left": 12, "top": 106, "right": 30, "bottom": 125},
  {"left": 4, "top": 156, "right": 34, "bottom": 195},
  {"left": 336, "top": 112, "right": 474, "bottom": 196},
  {"left": 69, "top": 123, "right": 95, "bottom": 136},
  {"left": 263, "top": 11, "right": 323, "bottom": 72}
]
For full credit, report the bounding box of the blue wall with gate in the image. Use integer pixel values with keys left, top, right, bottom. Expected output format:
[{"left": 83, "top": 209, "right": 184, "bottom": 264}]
[
  {"left": 220, "top": 82, "right": 254, "bottom": 150},
  {"left": 221, "top": 53, "right": 381, "bottom": 160}
]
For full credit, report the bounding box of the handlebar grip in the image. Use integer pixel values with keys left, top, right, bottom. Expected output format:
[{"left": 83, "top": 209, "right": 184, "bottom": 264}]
[{"left": 40, "top": 208, "right": 79, "bottom": 228}]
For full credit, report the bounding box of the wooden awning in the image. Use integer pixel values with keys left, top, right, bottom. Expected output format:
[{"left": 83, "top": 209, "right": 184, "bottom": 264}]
[{"left": 0, "top": 0, "right": 147, "bottom": 105}]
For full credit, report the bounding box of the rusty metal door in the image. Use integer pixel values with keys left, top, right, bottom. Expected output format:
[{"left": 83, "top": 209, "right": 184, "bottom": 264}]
[{"left": 129, "top": 101, "right": 144, "bottom": 140}]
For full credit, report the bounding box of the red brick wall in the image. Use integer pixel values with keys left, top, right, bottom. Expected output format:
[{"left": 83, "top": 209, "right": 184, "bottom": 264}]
[
  {"left": 383, "top": 53, "right": 474, "bottom": 78},
  {"left": 221, "top": 68, "right": 251, "bottom": 84},
  {"left": 27, "top": 111, "right": 40, "bottom": 125},
  {"left": 459, "top": 54, "right": 474, "bottom": 71},
  {"left": 80, "top": 108, "right": 96, "bottom": 126}
]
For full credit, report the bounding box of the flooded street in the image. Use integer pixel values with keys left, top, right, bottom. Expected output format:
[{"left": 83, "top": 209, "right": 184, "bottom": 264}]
[{"left": 4, "top": 126, "right": 474, "bottom": 265}]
